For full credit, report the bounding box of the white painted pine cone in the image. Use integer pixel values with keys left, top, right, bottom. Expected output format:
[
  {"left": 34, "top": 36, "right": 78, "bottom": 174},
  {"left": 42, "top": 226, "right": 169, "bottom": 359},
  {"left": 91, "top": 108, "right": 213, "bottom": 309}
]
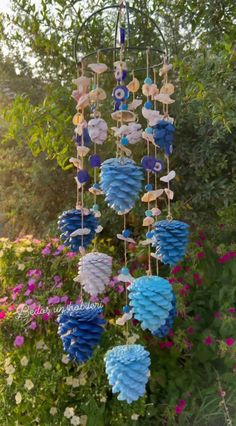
[{"left": 77, "top": 252, "right": 112, "bottom": 295}]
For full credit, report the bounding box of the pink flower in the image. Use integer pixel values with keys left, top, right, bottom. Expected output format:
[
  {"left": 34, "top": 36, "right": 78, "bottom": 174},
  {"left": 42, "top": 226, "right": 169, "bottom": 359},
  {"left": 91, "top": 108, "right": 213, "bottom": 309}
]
[
  {"left": 168, "top": 278, "right": 176, "bottom": 284},
  {"left": 66, "top": 252, "right": 76, "bottom": 258},
  {"left": 12, "top": 283, "right": 24, "bottom": 294},
  {"left": 14, "top": 335, "right": 24, "bottom": 347},
  {"left": 165, "top": 341, "right": 174, "bottom": 348},
  {"left": 48, "top": 296, "right": 60, "bottom": 305},
  {"left": 187, "top": 327, "right": 194, "bottom": 335},
  {"left": 225, "top": 338, "right": 234, "bottom": 347},
  {"left": 214, "top": 311, "right": 221, "bottom": 319},
  {"left": 159, "top": 342, "right": 166, "bottom": 350},
  {"left": 194, "top": 313, "right": 201, "bottom": 321},
  {"left": 90, "top": 295, "right": 99, "bottom": 303},
  {"left": 175, "top": 399, "right": 186, "bottom": 415},
  {"left": 228, "top": 307, "right": 235, "bottom": 314},
  {"left": 116, "top": 285, "right": 124, "bottom": 293},
  {"left": 218, "top": 252, "right": 236, "bottom": 263},
  {"left": 197, "top": 252, "right": 205, "bottom": 259},
  {"left": 29, "top": 321, "right": 37, "bottom": 330},
  {"left": 53, "top": 275, "right": 61, "bottom": 283},
  {"left": 0, "top": 311, "right": 6, "bottom": 320},
  {"left": 8, "top": 304, "right": 15, "bottom": 312},
  {"left": 42, "top": 313, "right": 50, "bottom": 321},
  {"left": 0, "top": 296, "right": 8, "bottom": 304},
  {"left": 102, "top": 297, "right": 110, "bottom": 305},
  {"left": 41, "top": 247, "right": 51, "bottom": 256},
  {"left": 198, "top": 230, "right": 206, "bottom": 241},
  {"left": 203, "top": 335, "right": 214, "bottom": 346},
  {"left": 172, "top": 266, "right": 182, "bottom": 274}
]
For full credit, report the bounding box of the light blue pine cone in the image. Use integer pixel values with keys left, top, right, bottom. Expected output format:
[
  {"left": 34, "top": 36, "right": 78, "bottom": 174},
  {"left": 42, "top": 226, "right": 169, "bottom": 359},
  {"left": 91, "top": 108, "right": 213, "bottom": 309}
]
[
  {"left": 129, "top": 275, "right": 175, "bottom": 334},
  {"left": 104, "top": 344, "right": 150, "bottom": 403},
  {"left": 100, "top": 158, "right": 143, "bottom": 214}
]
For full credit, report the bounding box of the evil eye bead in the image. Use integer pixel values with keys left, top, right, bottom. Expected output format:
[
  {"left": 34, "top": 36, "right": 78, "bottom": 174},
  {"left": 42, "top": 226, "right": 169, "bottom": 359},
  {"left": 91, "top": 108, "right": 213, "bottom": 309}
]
[
  {"left": 121, "top": 267, "right": 129, "bottom": 275},
  {"left": 115, "top": 69, "right": 127, "bottom": 82},
  {"left": 146, "top": 231, "right": 154, "bottom": 239},
  {"left": 120, "top": 104, "right": 128, "bottom": 110},
  {"left": 153, "top": 160, "right": 164, "bottom": 173},
  {"left": 113, "top": 85, "right": 129, "bottom": 102},
  {"left": 145, "top": 184, "right": 153, "bottom": 191},
  {"left": 92, "top": 204, "right": 99, "bottom": 211},
  {"left": 122, "top": 305, "right": 130, "bottom": 313},
  {"left": 121, "top": 136, "right": 129, "bottom": 146},
  {"left": 77, "top": 169, "right": 90, "bottom": 183},
  {"left": 145, "top": 127, "right": 153, "bottom": 134},
  {"left": 145, "top": 210, "right": 153, "bottom": 217}
]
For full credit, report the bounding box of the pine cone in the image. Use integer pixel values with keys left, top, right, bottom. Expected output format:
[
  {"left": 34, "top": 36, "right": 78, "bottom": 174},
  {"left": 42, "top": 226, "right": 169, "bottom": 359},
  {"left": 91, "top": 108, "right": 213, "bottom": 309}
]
[
  {"left": 58, "top": 208, "right": 98, "bottom": 252},
  {"left": 57, "top": 304, "right": 105, "bottom": 363},
  {"left": 152, "top": 220, "right": 189, "bottom": 265},
  {"left": 76, "top": 252, "right": 112, "bottom": 296},
  {"left": 129, "top": 275, "right": 175, "bottom": 334},
  {"left": 153, "top": 294, "right": 176, "bottom": 338},
  {"left": 100, "top": 157, "right": 143, "bottom": 214},
  {"left": 104, "top": 344, "right": 150, "bottom": 403}
]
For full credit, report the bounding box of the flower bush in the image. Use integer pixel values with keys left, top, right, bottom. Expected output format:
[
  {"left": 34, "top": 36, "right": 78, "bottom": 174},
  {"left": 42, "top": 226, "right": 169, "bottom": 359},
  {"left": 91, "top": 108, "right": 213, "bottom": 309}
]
[{"left": 0, "top": 229, "right": 235, "bottom": 425}]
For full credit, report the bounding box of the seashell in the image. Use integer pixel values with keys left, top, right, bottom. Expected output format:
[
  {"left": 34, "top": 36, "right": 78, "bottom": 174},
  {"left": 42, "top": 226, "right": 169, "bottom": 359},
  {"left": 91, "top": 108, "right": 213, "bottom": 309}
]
[
  {"left": 94, "top": 211, "right": 101, "bottom": 218},
  {"left": 75, "top": 177, "right": 82, "bottom": 189},
  {"left": 76, "top": 146, "right": 90, "bottom": 157},
  {"left": 72, "top": 76, "right": 90, "bottom": 88},
  {"left": 114, "top": 60, "right": 127, "bottom": 70},
  {"left": 142, "top": 83, "right": 159, "bottom": 97},
  {"left": 72, "top": 112, "right": 85, "bottom": 126},
  {"left": 159, "top": 64, "right": 173, "bottom": 76},
  {"left": 127, "top": 78, "right": 140, "bottom": 93},
  {"left": 141, "top": 189, "right": 164, "bottom": 203},
  {"left": 88, "top": 118, "right": 108, "bottom": 144},
  {"left": 143, "top": 217, "right": 154, "bottom": 226},
  {"left": 79, "top": 246, "right": 86, "bottom": 256},
  {"left": 128, "top": 99, "right": 142, "bottom": 110},
  {"left": 164, "top": 188, "right": 174, "bottom": 200},
  {"left": 96, "top": 225, "right": 103, "bottom": 233},
  {"left": 117, "top": 143, "right": 132, "bottom": 156},
  {"left": 160, "top": 170, "right": 176, "bottom": 183},
  {"left": 117, "top": 273, "right": 134, "bottom": 283},
  {"left": 142, "top": 107, "right": 161, "bottom": 126},
  {"left": 160, "top": 83, "right": 175, "bottom": 95},
  {"left": 142, "top": 131, "right": 154, "bottom": 144},
  {"left": 151, "top": 207, "right": 162, "bottom": 217},
  {"left": 154, "top": 93, "right": 175, "bottom": 105},
  {"left": 71, "top": 90, "right": 81, "bottom": 102},
  {"left": 70, "top": 228, "right": 91, "bottom": 237},
  {"left": 89, "top": 87, "right": 107, "bottom": 102},
  {"left": 140, "top": 239, "right": 153, "bottom": 246},
  {"left": 76, "top": 94, "right": 90, "bottom": 109},
  {"left": 111, "top": 110, "right": 136, "bottom": 122},
  {"left": 117, "top": 234, "right": 136, "bottom": 244},
  {"left": 88, "top": 63, "right": 108, "bottom": 74},
  {"left": 88, "top": 187, "right": 103, "bottom": 196},
  {"left": 69, "top": 157, "right": 81, "bottom": 169}
]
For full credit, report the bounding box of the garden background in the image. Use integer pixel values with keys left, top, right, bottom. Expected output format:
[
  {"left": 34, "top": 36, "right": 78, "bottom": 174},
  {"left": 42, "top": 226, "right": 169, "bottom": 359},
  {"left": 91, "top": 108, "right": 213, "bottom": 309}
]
[{"left": 0, "top": 0, "right": 236, "bottom": 425}]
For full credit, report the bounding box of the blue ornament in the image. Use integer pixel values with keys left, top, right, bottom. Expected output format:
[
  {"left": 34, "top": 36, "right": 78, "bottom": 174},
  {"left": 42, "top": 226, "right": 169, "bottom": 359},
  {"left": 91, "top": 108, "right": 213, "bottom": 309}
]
[
  {"left": 122, "top": 229, "right": 131, "bottom": 238},
  {"left": 141, "top": 155, "right": 157, "bottom": 171},
  {"left": 89, "top": 154, "right": 101, "bottom": 168},
  {"left": 73, "top": 128, "right": 91, "bottom": 147},
  {"left": 146, "top": 231, "right": 154, "bottom": 239},
  {"left": 121, "top": 136, "right": 129, "bottom": 146},
  {"left": 115, "top": 69, "right": 127, "bottom": 82},
  {"left": 144, "top": 77, "right": 152, "bottom": 85},
  {"left": 77, "top": 169, "right": 90, "bottom": 183},
  {"left": 129, "top": 275, "right": 175, "bottom": 334},
  {"left": 145, "top": 210, "right": 153, "bottom": 217},
  {"left": 104, "top": 344, "right": 150, "bottom": 403},
  {"left": 92, "top": 183, "right": 100, "bottom": 189},
  {"left": 120, "top": 27, "right": 125, "bottom": 44},
  {"left": 153, "top": 120, "right": 175, "bottom": 156},
  {"left": 120, "top": 104, "right": 128, "bottom": 111},
  {"left": 114, "top": 101, "right": 121, "bottom": 111},
  {"left": 122, "top": 305, "right": 130, "bottom": 313},
  {"left": 145, "top": 183, "right": 153, "bottom": 191},
  {"left": 152, "top": 220, "right": 189, "bottom": 265},
  {"left": 57, "top": 303, "right": 105, "bottom": 363},
  {"left": 144, "top": 100, "right": 153, "bottom": 109},
  {"left": 92, "top": 204, "right": 99, "bottom": 211},
  {"left": 113, "top": 86, "right": 129, "bottom": 102},
  {"left": 100, "top": 158, "right": 144, "bottom": 214},
  {"left": 153, "top": 159, "right": 164, "bottom": 173},
  {"left": 58, "top": 208, "right": 98, "bottom": 251},
  {"left": 145, "top": 127, "right": 153, "bottom": 134},
  {"left": 121, "top": 267, "right": 129, "bottom": 275},
  {"left": 153, "top": 295, "right": 176, "bottom": 338}
]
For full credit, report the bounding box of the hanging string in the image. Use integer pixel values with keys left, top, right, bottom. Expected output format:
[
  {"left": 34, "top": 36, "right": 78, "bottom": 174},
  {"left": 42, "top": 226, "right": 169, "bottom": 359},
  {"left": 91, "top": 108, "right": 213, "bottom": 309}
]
[
  {"left": 153, "top": 67, "right": 159, "bottom": 275},
  {"left": 146, "top": 48, "right": 152, "bottom": 276}
]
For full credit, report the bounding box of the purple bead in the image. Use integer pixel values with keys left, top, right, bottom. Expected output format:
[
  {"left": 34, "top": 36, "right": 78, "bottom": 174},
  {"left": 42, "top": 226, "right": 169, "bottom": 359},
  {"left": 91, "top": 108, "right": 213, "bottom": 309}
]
[
  {"left": 89, "top": 154, "right": 101, "bottom": 168},
  {"left": 77, "top": 170, "right": 90, "bottom": 183},
  {"left": 120, "top": 27, "right": 125, "bottom": 44}
]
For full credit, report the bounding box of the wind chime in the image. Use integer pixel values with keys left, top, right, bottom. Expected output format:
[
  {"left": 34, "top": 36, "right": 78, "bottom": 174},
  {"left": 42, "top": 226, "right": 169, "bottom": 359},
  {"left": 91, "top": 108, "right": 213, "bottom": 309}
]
[{"left": 57, "top": 1, "right": 189, "bottom": 403}]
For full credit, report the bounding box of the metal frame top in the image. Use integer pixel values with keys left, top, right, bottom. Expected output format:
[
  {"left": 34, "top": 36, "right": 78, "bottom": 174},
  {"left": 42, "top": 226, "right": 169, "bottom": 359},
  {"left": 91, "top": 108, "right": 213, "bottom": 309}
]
[{"left": 73, "top": 2, "right": 168, "bottom": 67}]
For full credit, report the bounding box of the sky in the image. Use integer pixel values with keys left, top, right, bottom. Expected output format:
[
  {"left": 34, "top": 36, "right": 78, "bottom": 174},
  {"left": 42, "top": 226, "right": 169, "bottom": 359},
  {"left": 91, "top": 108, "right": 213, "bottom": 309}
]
[{"left": 0, "top": 0, "right": 11, "bottom": 13}]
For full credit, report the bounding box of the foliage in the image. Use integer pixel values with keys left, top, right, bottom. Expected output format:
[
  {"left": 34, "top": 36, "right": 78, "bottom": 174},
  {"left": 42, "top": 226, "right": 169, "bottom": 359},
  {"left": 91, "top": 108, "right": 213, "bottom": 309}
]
[{"left": 0, "top": 227, "right": 235, "bottom": 425}]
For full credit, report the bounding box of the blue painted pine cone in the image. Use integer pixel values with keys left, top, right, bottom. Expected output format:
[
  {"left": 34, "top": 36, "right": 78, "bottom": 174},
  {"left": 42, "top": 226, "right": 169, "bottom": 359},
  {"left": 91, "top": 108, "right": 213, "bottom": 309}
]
[
  {"left": 100, "top": 158, "right": 144, "bottom": 214},
  {"left": 152, "top": 220, "right": 189, "bottom": 266},
  {"left": 57, "top": 304, "right": 105, "bottom": 363},
  {"left": 58, "top": 208, "right": 98, "bottom": 252},
  {"left": 129, "top": 275, "right": 175, "bottom": 334},
  {"left": 104, "top": 344, "right": 150, "bottom": 403},
  {"left": 153, "top": 294, "right": 176, "bottom": 337},
  {"left": 153, "top": 120, "right": 175, "bottom": 156}
]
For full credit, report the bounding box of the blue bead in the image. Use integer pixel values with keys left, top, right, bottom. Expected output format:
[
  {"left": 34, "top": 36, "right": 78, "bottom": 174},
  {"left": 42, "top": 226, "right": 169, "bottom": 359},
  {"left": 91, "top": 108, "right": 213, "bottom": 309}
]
[
  {"left": 120, "top": 103, "right": 128, "bottom": 111},
  {"left": 92, "top": 204, "right": 99, "bottom": 211},
  {"left": 93, "top": 183, "right": 100, "bottom": 189},
  {"left": 121, "top": 267, "right": 129, "bottom": 275},
  {"left": 122, "top": 229, "right": 131, "bottom": 238},
  {"left": 122, "top": 305, "right": 130, "bottom": 313},
  {"left": 146, "top": 231, "right": 154, "bottom": 239},
  {"left": 145, "top": 184, "right": 153, "bottom": 191},
  {"left": 145, "top": 210, "right": 153, "bottom": 217},
  {"left": 145, "top": 127, "right": 153, "bottom": 134},
  {"left": 77, "top": 170, "right": 90, "bottom": 183},
  {"left": 144, "top": 101, "right": 153, "bottom": 109},
  {"left": 144, "top": 77, "right": 152, "bottom": 85},
  {"left": 120, "top": 27, "right": 125, "bottom": 44},
  {"left": 121, "top": 136, "right": 129, "bottom": 146},
  {"left": 89, "top": 154, "right": 101, "bottom": 168}
]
